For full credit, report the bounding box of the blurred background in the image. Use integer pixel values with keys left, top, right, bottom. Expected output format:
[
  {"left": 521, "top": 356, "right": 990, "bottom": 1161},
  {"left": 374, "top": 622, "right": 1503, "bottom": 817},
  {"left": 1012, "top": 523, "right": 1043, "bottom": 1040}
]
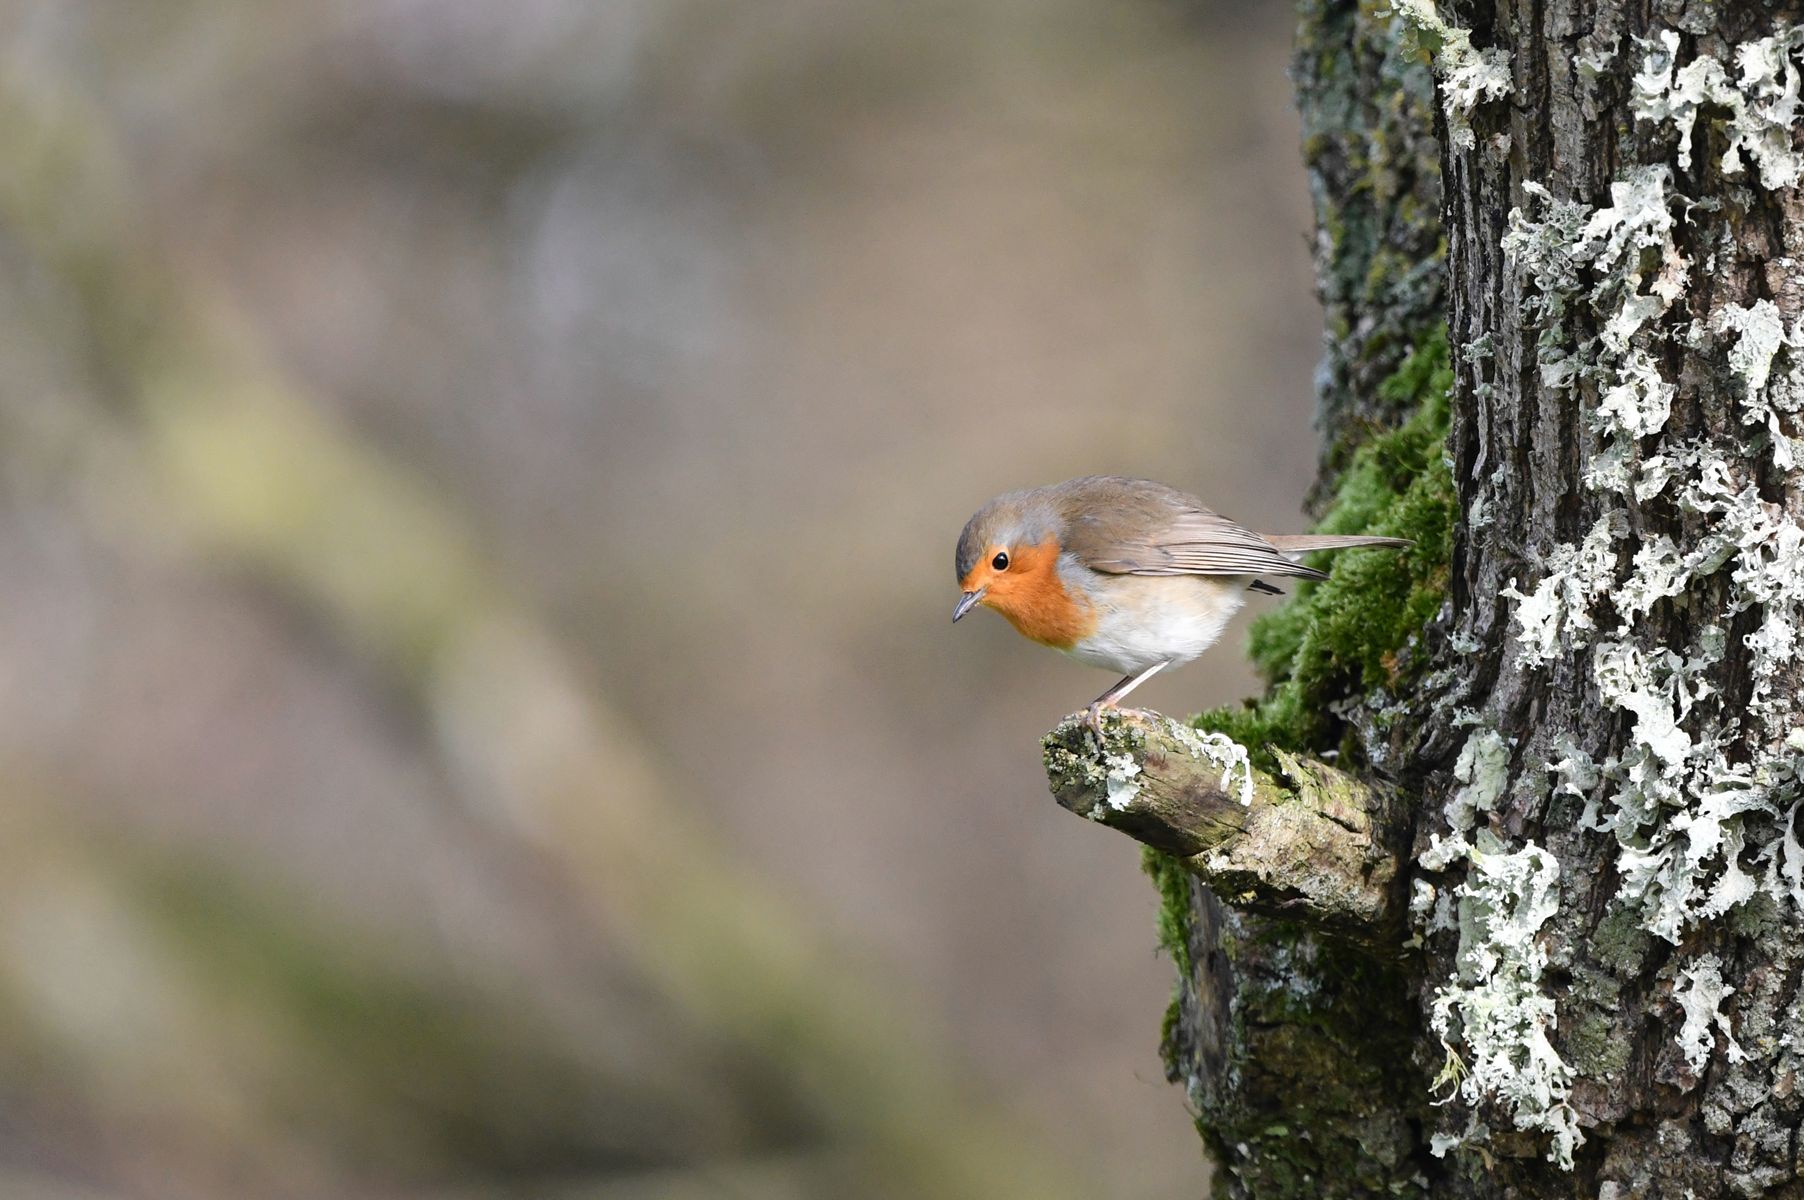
[{"left": 0, "top": 1, "right": 1321, "bottom": 1196}]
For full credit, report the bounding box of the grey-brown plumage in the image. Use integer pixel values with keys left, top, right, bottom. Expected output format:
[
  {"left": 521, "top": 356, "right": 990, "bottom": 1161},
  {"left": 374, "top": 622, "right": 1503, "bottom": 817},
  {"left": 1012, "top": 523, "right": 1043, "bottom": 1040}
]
[
  {"left": 952, "top": 476, "right": 1409, "bottom": 732},
  {"left": 956, "top": 475, "right": 1407, "bottom": 587}
]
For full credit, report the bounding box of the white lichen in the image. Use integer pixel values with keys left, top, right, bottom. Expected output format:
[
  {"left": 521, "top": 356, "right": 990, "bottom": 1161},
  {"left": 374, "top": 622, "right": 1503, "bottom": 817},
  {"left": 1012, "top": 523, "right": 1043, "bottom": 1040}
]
[
  {"left": 1429, "top": 833, "right": 1581, "bottom": 1168},
  {"left": 1500, "top": 515, "right": 1625, "bottom": 666},
  {"left": 1549, "top": 738, "right": 1599, "bottom": 795},
  {"left": 1102, "top": 753, "right": 1142, "bottom": 813},
  {"left": 1634, "top": 28, "right": 1804, "bottom": 191},
  {"left": 1427, "top": 1130, "right": 1464, "bottom": 1158},
  {"left": 1616, "top": 536, "right": 1688, "bottom": 621},
  {"left": 1773, "top": 797, "right": 1804, "bottom": 912},
  {"left": 1392, "top": 0, "right": 1513, "bottom": 150},
  {"left": 1715, "top": 300, "right": 1792, "bottom": 396},
  {"left": 1503, "top": 166, "right": 1688, "bottom": 505},
  {"left": 1171, "top": 725, "right": 1255, "bottom": 807},
  {"left": 1674, "top": 954, "right": 1746, "bottom": 1076},
  {"left": 1495, "top": 50, "right": 1804, "bottom": 946},
  {"left": 1428, "top": 23, "right": 1804, "bottom": 1169},
  {"left": 1422, "top": 728, "right": 1513, "bottom": 871}
]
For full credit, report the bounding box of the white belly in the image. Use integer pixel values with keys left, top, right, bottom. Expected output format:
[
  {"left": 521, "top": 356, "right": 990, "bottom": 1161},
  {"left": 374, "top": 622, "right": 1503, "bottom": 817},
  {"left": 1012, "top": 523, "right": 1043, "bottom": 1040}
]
[{"left": 1063, "top": 573, "right": 1248, "bottom": 676}]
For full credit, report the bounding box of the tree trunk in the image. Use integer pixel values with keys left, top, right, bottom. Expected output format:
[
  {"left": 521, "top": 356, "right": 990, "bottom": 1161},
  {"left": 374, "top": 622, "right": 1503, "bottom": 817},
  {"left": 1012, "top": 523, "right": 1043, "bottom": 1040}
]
[{"left": 1048, "top": 2, "right": 1804, "bottom": 1196}]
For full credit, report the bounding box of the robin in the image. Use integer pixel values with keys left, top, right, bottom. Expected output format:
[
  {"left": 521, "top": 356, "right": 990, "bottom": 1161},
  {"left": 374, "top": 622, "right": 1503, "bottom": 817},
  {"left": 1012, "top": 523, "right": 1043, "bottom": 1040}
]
[{"left": 952, "top": 476, "right": 1407, "bottom": 733}]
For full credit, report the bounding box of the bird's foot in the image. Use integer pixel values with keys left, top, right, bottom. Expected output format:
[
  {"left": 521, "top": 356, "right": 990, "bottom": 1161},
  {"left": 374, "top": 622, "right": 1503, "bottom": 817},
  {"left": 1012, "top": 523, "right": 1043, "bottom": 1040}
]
[
  {"left": 1086, "top": 702, "right": 1156, "bottom": 744},
  {"left": 1082, "top": 663, "right": 1170, "bottom": 745},
  {"left": 1085, "top": 701, "right": 1110, "bottom": 742}
]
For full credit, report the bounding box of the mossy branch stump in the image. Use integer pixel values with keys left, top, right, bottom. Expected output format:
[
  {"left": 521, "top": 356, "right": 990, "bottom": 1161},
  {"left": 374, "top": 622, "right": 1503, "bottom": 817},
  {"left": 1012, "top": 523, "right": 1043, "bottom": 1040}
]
[{"left": 1042, "top": 710, "right": 1406, "bottom": 947}]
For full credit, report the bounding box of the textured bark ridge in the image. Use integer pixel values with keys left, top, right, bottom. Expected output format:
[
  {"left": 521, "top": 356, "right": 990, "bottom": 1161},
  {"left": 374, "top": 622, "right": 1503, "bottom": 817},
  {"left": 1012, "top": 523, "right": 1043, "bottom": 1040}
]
[{"left": 1053, "top": 0, "right": 1804, "bottom": 1196}]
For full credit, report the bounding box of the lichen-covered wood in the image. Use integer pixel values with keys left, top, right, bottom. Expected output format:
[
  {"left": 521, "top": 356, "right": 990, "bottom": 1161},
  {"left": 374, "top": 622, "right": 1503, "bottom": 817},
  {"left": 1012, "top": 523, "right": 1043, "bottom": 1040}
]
[
  {"left": 1043, "top": 711, "right": 1406, "bottom": 943},
  {"left": 1425, "top": 0, "right": 1804, "bottom": 1192},
  {"left": 1081, "top": 0, "right": 1804, "bottom": 1196}
]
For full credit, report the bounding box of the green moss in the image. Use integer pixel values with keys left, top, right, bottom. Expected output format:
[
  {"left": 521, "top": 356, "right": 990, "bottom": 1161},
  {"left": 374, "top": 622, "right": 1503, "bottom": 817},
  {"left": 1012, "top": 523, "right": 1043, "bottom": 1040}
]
[
  {"left": 1194, "top": 326, "right": 1454, "bottom": 767},
  {"left": 1295, "top": 0, "right": 1444, "bottom": 494},
  {"left": 1565, "top": 966, "right": 1629, "bottom": 1078},
  {"left": 1566, "top": 1009, "right": 1630, "bottom": 1079},
  {"left": 1143, "top": 847, "right": 1196, "bottom": 978},
  {"left": 1194, "top": 918, "right": 1422, "bottom": 1198},
  {"left": 1145, "top": 847, "right": 1195, "bottom": 1079},
  {"left": 1591, "top": 905, "right": 1652, "bottom": 977},
  {"left": 1728, "top": 889, "right": 1780, "bottom": 939}
]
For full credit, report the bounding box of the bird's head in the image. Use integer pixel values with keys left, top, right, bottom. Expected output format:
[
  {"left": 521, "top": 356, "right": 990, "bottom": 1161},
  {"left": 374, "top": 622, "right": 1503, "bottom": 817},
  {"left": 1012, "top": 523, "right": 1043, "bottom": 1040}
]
[{"left": 952, "top": 491, "right": 1062, "bottom": 624}]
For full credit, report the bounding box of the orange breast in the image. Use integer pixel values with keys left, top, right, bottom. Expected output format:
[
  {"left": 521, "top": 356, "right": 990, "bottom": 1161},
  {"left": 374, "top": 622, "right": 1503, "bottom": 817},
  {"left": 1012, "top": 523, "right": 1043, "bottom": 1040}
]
[{"left": 986, "top": 540, "right": 1097, "bottom": 650}]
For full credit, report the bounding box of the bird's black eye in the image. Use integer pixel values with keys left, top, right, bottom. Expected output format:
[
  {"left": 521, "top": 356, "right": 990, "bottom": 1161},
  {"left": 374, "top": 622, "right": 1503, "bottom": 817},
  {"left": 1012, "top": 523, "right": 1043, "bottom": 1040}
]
[{"left": 992, "top": 551, "right": 1010, "bottom": 571}]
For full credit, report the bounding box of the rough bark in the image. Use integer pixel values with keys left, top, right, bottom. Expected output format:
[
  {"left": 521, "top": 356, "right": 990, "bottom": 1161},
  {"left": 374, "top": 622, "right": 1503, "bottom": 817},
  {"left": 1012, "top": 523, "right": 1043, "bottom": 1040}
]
[
  {"left": 1050, "top": 1, "right": 1804, "bottom": 1196},
  {"left": 1294, "top": 0, "right": 1446, "bottom": 497},
  {"left": 1428, "top": 1, "right": 1804, "bottom": 1193}
]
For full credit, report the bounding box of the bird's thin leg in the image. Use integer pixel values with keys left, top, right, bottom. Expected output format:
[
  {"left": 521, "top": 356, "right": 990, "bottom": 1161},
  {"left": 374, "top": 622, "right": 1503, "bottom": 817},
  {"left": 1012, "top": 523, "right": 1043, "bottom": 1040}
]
[{"left": 1086, "top": 660, "right": 1169, "bottom": 739}]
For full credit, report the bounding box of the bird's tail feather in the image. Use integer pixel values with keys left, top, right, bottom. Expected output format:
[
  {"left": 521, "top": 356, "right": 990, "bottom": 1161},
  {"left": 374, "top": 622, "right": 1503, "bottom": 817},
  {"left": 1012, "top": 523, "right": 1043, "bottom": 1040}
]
[{"left": 1264, "top": 534, "right": 1411, "bottom": 554}]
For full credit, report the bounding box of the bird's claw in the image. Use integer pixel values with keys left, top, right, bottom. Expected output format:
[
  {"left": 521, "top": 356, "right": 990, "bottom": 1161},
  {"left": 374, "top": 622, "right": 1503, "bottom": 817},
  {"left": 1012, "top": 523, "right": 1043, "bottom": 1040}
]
[
  {"left": 1086, "top": 703, "right": 1158, "bottom": 745},
  {"left": 1085, "top": 702, "right": 1111, "bottom": 743}
]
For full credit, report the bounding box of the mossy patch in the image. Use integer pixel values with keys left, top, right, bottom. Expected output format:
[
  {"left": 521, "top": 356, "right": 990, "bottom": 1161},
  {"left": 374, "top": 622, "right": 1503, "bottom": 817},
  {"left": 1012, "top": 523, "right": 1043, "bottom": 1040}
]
[
  {"left": 1590, "top": 904, "right": 1653, "bottom": 977},
  {"left": 1293, "top": 0, "right": 1444, "bottom": 497},
  {"left": 1195, "top": 916, "right": 1422, "bottom": 1198},
  {"left": 1146, "top": 328, "right": 1452, "bottom": 1170},
  {"left": 1145, "top": 846, "right": 1195, "bottom": 1072},
  {"left": 1562, "top": 962, "right": 1630, "bottom": 1081},
  {"left": 1192, "top": 326, "right": 1455, "bottom": 770},
  {"left": 1139, "top": 328, "right": 1451, "bottom": 1194},
  {"left": 1143, "top": 847, "right": 1197, "bottom": 979}
]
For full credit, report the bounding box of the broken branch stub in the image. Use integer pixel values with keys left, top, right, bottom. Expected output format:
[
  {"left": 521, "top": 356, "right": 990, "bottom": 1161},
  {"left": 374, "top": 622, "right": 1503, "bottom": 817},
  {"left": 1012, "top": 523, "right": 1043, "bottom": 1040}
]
[{"left": 1041, "top": 710, "right": 1406, "bottom": 944}]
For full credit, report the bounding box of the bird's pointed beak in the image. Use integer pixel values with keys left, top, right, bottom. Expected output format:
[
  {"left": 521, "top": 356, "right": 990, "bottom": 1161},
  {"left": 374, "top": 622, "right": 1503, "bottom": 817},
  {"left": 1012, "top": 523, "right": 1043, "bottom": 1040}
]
[{"left": 952, "top": 589, "right": 986, "bottom": 623}]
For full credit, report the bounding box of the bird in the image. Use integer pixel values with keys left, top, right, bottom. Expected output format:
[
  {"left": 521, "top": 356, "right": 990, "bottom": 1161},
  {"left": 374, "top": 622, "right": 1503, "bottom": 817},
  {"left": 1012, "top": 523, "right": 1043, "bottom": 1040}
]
[{"left": 951, "top": 476, "right": 1408, "bottom": 735}]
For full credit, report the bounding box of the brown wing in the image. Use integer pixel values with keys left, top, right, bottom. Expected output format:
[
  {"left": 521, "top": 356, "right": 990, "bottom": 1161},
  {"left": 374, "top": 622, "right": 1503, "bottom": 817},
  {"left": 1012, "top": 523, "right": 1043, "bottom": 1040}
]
[{"left": 1052, "top": 476, "right": 1330, "bottom": 582}]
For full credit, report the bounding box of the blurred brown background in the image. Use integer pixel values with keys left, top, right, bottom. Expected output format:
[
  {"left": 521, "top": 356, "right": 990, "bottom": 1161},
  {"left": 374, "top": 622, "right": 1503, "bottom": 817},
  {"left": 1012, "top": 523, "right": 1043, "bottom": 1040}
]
[{"left": 0, "top": 1, "right": 1319, "bottom": 1196}]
